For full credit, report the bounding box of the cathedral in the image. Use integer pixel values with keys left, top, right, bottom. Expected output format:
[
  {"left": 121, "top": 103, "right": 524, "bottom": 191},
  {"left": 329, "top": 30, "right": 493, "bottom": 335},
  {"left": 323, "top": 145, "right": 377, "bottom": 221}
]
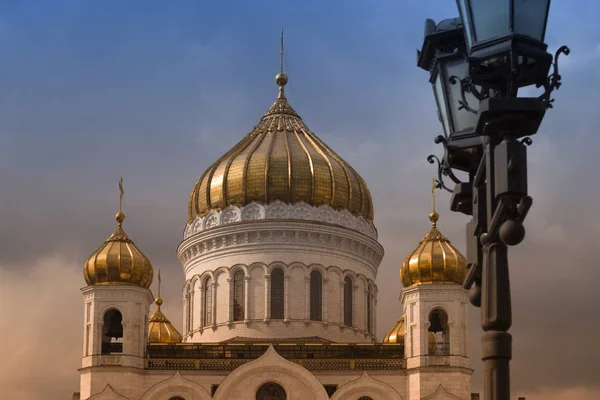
[{"left": 75, "top": 58, "right": 474, "bottom": 400}]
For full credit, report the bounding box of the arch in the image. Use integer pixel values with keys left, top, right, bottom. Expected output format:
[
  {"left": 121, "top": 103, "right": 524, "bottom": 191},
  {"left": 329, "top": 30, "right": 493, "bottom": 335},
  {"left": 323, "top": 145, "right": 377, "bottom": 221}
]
[
  {"left": 343, "top": 276, "right": 353, "bottom": 327},
  {"left": 428, "top": 308, "right": 450, "bottom": 356},
  {"left": 421, "top": 385, "right": 463, "bottom": 400},
  {"left": 203, "top": 275, "right": 213, "bottom": 327},
  {"left": 425, "top": 304, "right": 453, "bottom": 324},
  {"left": 330, "top": 372, "right": 403, "bottom": 400},
  {"left": 366, "top": 286, "right": 373, "bottom": 335},
  {"left": 213, "top": 345, "right": 329, "bottom": 400},
  {"left": 267, "top": 261, "right": 287, "bottom": 274},
  {"left": 309, "top": 270, "right": 323, "bottom": 321},
  {"left": 229, "top": 263, "right": 249, "bottom": 277},
  {"left": 306, "top": 263, "right": 327, "bottom": 276},
  {"left": 88, "top": 384, "right": 128, "bottom": 400},
  {"left": 213, "top": 267, "right": 229, "bottom": 282},
  {"left": 256, "top": 382, "right": 287, "bottom": 400},
  {"left": 326, "top": 265, "right": 344, "bottom": 281},
  {"left": 233, "top": 270, "right": 245, "bottom": 321},
  {"left": 140, "top": 371, "right": 212, "bottom": 400},
  {"left": 288, "top": 262, "right": 308, "bottom": 277},
  {"left": 270, "top": 268, "right": 285, "bottom": 319},
  {"left": 248, "top": 262, "right": 268, "bottom": 275},
  {"left": 101, "top": 308, "right": 123, "bottom": 354}
]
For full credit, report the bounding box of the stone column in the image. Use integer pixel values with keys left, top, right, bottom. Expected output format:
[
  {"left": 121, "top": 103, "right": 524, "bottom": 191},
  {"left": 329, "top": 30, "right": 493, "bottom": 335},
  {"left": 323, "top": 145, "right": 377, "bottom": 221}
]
[
  {"left": 284, "top": 275, "right": 290, "bottom": 322},
  {"left": 304, "top": 276, "right": 311, "bottom": 321},
  {"left": 322, "top": 277, "right": 329, "bottom": 324},
  {"left": 227, "top": 277, "right": 233, "bottom": 327},
  {"left": 211, "top": 281, "right": 217, "bottom": 328},
  {"left": 264, "top": 273, "right": 271, "bottom": 322},
  {"left": 339, "top": 281, "right": 345, "bottom": 325},
  {"left": 244, "top": 275, "right": 251, "bottom": 324}
]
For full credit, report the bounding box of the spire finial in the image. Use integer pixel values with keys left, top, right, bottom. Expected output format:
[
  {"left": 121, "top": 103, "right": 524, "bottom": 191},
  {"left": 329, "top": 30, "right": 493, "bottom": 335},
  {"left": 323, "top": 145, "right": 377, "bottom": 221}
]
[
  {"left": 155, "top": 268, "right": 163, "bottom": 309},
  {"left": 280, "top": 28, "right": 284, "bottom": 74},
  {"left": 275, "top": 28, "right": 288, "bottom": 97},
  {"left": 116, "top": 177, "right": 126, "bottom": 227},
  {"left": 430, "top": 177, "right": 439, "bottom": 226}
]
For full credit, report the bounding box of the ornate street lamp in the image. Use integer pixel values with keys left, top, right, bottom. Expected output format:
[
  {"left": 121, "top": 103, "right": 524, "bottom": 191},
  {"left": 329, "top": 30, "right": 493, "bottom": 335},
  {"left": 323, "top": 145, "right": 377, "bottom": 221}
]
[
  {"left": 417, "top": 2, "right": 569, "bottom": 399},
  {"left": 457, "top": 0, "right": 552, "bottom": 93}
]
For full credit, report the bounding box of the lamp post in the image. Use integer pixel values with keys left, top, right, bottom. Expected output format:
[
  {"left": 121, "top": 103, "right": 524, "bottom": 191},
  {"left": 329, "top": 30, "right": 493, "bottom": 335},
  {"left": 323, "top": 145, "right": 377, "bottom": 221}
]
[{"left": 417, "top": 1, "right": 569, "bottom": 399}]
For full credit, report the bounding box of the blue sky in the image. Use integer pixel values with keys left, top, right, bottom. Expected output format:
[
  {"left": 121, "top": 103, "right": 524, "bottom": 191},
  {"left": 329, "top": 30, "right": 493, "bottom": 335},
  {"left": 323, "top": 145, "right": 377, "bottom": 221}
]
[{"left": 1, "top": 1, "right": 599, "bottom": 399}]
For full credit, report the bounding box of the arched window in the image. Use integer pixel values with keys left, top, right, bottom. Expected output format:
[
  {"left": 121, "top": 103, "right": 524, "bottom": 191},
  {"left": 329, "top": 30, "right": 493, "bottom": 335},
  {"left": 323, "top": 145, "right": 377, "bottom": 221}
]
[
  {"left": 233, "top": 270, "right": 245, "bottom": 321},
  {"left": 270, "top": 268, "right": 285, "bottom": 319},
  {"left": 428, "top": 309, "right": 450, "bottom": 356},
  {"left": 343, "top": 276, "right": 353, "bottom": 326},
  {"left": 310, "top": 270, "right": 322, "bottom": 321},
  {"left": 102, "top": 309, "right": 123, "bottom": 354},
  {"left": 367, "top": 287, "right": 373, "bottom": 334},
  {"left": 185, "top": 284, "right": 191, "bottom": 333},
  {"left": 203, "top": 276, "right": 213, "bottom": 327},
  {"left": 256, "top": 382, "right": 287, "bottom": 400}
]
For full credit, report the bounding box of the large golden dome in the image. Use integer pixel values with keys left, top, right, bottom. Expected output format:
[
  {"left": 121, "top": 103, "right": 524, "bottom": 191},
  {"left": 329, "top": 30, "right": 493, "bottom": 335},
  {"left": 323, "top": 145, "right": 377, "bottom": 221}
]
[
  {"left": 400, "top": 211, "right": 467, "bottom": 288},
  {"left": 84, "top": 181, "right": 153, "bottom": 289},
  {"left": 188, "top": 74, "right": 374, "bottom": 223}
]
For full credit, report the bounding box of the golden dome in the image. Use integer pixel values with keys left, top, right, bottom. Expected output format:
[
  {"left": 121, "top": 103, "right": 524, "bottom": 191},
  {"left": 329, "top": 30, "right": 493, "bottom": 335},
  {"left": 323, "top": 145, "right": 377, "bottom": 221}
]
[
  {"left": 382, "top": 316, "right": 405, "bottom": 344},
  {"left": 148, "top": 270, "right": 182, "bottom": 344},
  {"left": 148, "top": 297, "right": 183, "bottom": 344},
  {"left": 84, "top": 180, "right": 153, "bottom": 288},
  {"left": 187, "top": 75, "right": 374, "bottom": 223},
  {"left": 400, "top": 211, "right": 467, "bottom": 288}
]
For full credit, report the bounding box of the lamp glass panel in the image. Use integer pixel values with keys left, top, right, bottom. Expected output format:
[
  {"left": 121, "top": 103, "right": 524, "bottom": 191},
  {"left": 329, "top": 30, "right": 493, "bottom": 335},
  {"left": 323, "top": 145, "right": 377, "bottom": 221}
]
[
  {"left": 513, "top": 0, "right": 550, "bottom": 41},
  {"left": 433, "top": 72, "right": 451, "bottom": 137},
  {"left": 443, "top": 57, "right": 480, "bottom": 136},
  {"left": 457, "top": 0, "right": 474, "bottom": 50},
  {"left": 470, "top": 0, "right": 510, "bottom": 44}
]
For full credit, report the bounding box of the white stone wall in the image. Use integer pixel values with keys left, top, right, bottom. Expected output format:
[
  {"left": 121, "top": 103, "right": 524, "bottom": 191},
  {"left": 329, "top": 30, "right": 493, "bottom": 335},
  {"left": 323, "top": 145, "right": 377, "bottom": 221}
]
[
  {"left": 402, "top": 284, "right": 470, "bottom": 369},
  {"left": 182, "top": 262, "right": 378, "bottom": 343},
  {"left": 178, "top": 218, "right": 383, "bottom": 343},
  {"left": 79, "top": 285, "right": 154, "bottom": 399},
  {"left": 80, "top": 345, "right": 471, "bottom": 400}
]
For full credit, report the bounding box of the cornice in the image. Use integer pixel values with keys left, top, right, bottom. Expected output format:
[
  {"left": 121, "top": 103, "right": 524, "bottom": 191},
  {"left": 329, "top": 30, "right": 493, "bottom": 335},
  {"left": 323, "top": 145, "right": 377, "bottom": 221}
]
[{"left": 178, "top": 220, "right": 384, "bottom": 276}]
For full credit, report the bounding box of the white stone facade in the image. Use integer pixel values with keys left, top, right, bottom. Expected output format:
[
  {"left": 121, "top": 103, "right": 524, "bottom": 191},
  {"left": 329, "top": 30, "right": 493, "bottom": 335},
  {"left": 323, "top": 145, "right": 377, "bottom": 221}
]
[
  {"left": 401, "top": 284, "right": 472, "bottom": 399},
  {"left": 81, "top": 345, "right": 472, "bottom": 400},
  {"left": 177, "top": 205, "right": 384, "bottom": 343}
]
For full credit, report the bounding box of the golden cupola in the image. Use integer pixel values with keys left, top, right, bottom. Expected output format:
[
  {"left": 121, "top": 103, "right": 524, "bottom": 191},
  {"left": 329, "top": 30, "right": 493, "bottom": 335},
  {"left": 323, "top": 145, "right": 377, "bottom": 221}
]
[
  {"left": 148, "top": 271, "right": 182, "bottom": 344},
  {"left": 400, "top": 182, "right": 467, "bottom": 288},
  {"left": 83, "top": 179, "right": 153, "bottom": 289},
  {"left": 382, "top": 316, "right": 405, "bottom": 344},
  {"left": 187, "top": 70, "right": 374, "bottom": 223}
]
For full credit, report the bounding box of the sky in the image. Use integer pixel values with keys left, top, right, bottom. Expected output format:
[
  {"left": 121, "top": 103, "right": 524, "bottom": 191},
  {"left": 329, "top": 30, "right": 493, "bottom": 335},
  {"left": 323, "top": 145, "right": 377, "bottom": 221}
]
[{"left": 0, "top": 0, "right": 599, "bottom": 399}]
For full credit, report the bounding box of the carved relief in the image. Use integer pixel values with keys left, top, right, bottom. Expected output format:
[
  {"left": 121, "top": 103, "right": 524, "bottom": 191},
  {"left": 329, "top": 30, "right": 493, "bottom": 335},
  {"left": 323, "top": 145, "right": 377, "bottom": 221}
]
[{"left": 185, "top": 202, "right": 377, "bottom": 240}]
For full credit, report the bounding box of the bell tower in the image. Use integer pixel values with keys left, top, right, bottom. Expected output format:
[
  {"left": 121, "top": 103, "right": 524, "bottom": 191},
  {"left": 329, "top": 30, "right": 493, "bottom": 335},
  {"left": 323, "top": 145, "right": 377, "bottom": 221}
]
[
  {"left": 80, "top": 179, "right": 154, "bottom": 398},
  {"left": 398, "top": 180, "right": 472, "bottom": 399}
]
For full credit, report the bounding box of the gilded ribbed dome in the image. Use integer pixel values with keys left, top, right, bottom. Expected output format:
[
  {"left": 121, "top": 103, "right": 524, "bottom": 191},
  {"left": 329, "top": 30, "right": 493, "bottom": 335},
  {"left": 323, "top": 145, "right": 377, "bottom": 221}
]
[
  {"left": 84, "top": 182, "right": 153, "bottom": 288},
  {"left": 188, "top": 75, "right": 374, "bottom": 223},
  {"left": 382, "top": 316, "right": 405, "bottom": 344},
  {"left": 148, "top": 297, "right": 182, "bottom": 344},
  {"left": 400, "top": 211, "right": 467, "bottom": 288}
]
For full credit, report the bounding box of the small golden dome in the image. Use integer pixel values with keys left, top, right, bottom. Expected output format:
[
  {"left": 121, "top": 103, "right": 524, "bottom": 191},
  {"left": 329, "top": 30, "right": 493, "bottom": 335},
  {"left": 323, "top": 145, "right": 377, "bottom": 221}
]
[
  {"left": 84, "top": 181, "right": 153, "bottom": 288},
  {"left": 400, "top": 211, "right": 467, "bottom": 288},
  {"left": 187, "top": 74, "right": 374, "bottom": 223},
  {"left": 148, "top": 297, "right": 182, "bottom": 344},
  {"left": 382, "top": 316, "right": 405, "bottom": 344}
]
